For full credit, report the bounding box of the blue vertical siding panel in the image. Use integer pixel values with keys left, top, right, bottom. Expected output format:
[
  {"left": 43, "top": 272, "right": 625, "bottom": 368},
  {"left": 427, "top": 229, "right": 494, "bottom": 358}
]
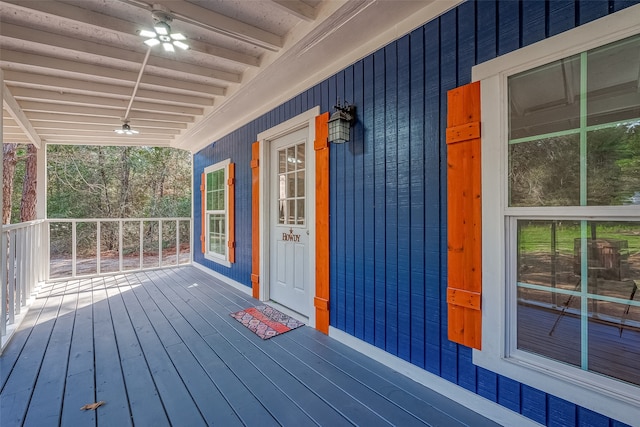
[
  {"left": 409, "top": 27, "right": 426, "bottom": 369},
  {"left": 439, "top": 8, "right": 458, "bottom": 384},
  {"left": 611, "top": 420, "right": 633, "bottom": 427},
  {"left": 373, "top": 49, "right": 387, "bottom": 349},
  {"left": 457, "top": 0, "right": 476, "bottom": 85},
  {"left": 497, "top": 0, "right": 520, "bottom": 55},
  {"left": 352, "top": 60, "right": 366, "bottom": 340},
  {"left": 396, "top": 35, "right": 412, "bottom": 362},
  {"left": 577, "top": 407, "right": 612, "bottom": 427},
  {"left": 476, "top": 0, "right": 497, "bottom": 63},
  {"left": 548, "top": 396, "right": 577, "bottom": 427},
  {"left": 548, "top": 0, "right": 576, "bottom": 36},
  {"left": 614, "top": 0, "right": 638, "bottom": 11},
  {"left": 521, "top": 0, "right": 547, "bottom": 46},
  {"left": 477, "top": 367, "right": 498, "bottom": 402},
  {"left": 457, "top": 346, "right": 476, "bottom": 392},
  {"left": 329, "top": 74, "right": 341, "bottom": 329},
  {"left": 498, "top": 375, "right": 521, "bottom": 413},
  {"left": 385, "top": 42, "right": 399, "bottom": 356},
  {"left": 424, "top": 18, "right": 441, "bottom": 375},
  {"left": 362, "top": 55, "right": 376, "bottom": 345},
  {"left": 578, "top": 0, "right": 609, "bottom": 25},
  {"left": 521, "top": 385, "right": 547, "bottom": 425},
  {"left": 344, "top": 66, "right": 356, "bottom": 336}
]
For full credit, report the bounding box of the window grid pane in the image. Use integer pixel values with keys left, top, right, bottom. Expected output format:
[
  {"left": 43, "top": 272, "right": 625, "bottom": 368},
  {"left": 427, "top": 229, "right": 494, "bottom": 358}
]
[{"left": 277, "top": 142, "right": 306, "bottom": 225}]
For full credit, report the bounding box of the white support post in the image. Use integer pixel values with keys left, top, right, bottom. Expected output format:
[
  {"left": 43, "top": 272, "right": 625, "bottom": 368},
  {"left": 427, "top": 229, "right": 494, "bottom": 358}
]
[{"left": 1, "top": 71, "right": 5, "bottom": 338}]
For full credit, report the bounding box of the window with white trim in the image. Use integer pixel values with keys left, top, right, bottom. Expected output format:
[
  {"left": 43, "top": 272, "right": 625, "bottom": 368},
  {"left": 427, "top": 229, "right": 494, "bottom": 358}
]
[
  {"left": 474, "top": 7, "right": 640, "bottom": 424},
  {"left": 204, "top": 159, "right": 230, "bottom": 266}
]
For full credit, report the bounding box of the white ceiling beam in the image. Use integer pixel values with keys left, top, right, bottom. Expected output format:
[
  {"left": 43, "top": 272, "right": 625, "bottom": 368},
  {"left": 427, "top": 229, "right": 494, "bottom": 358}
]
[
  {"left": 2, "top": 83, "right": 41, "bottom": 148},
  {"left": 271, "top": 0, "right": 317, "bottom": 21},
  {"left": 10, "top": 87, "right": 204, "bottom": 116},
  {"left": 19, "top": 101, "right": 195, "bottom": 123},
  {"left": 34, "top": 124, "right": 180, "bottom": 136},
  {"left": 26, "top": 112, "right": 187, "bottom": 129},
  {"left": 1, "top": 23, "right": 241, "bottom": 84},
  {"left": 44, "top": 134, "right": 172, "bottom": 143},
  {"left": 46, "top": 137, "right": 171, "bottom": 147},
  {"left": 1, "top": 0, "right": 261, "bottom": 68},
  {"left": 123, "top": 0, "right": 283, "bottom": 51},
  {"left": 3, "top": 71, "right": 222, "bottom": 100},
  {"left": 0, "top": 50, "right": 226, "bottom": 96}
]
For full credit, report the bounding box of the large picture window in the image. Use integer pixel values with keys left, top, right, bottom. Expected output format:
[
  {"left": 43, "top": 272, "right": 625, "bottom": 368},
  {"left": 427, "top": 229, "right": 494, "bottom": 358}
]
[
  {"left": 474, "top": 8, "right": 640, "bottom": 423},
  {"left": 508, "top": 34, "right": 640, "bottom": 387}
]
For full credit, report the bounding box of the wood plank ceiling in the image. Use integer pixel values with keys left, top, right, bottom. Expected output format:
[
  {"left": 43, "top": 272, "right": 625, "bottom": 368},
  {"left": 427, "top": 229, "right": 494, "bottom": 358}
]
[{"left": 1, "top": 0, "right": 443, "bottom": 151}]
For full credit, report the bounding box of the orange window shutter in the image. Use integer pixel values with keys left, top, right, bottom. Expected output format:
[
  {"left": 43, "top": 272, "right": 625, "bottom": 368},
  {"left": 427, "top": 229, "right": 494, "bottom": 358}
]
[
  {"left": 250, "top": 142, "right": 260, "bottom": 299},
  {"left": 200, "top": 172, "right": 206, "bottom": 254},
  {"left": 227, "top": 163, "right": 236, "bottom": 263},
  {"left": 314, "top": 112, "right": 330, "bottom": 335},
  {"left": 446, "top": 81, "right": 482, "bottom": 350}
]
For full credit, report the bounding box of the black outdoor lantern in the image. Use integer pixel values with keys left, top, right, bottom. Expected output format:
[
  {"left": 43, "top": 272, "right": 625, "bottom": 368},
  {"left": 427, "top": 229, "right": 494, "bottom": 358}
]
[{"left": 328, "top": 100, "right": 355, "bottom": 144}]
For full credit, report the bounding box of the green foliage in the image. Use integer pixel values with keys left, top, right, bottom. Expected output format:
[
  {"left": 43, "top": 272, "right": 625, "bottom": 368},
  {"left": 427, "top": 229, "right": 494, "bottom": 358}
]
[{"left": 47, "top": 145, "right": 191, "bottom": 219}]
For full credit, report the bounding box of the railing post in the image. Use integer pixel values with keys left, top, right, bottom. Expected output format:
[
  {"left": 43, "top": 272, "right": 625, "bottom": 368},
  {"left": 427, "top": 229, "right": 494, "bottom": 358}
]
[{"left": 1, "top": 230, "right": 7, "bottom": 337}]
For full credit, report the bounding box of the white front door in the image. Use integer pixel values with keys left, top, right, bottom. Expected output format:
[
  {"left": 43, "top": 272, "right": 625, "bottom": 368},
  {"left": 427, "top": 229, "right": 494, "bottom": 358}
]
[{"left": 269, "top": 127, "right": 309, "bottom": 315}]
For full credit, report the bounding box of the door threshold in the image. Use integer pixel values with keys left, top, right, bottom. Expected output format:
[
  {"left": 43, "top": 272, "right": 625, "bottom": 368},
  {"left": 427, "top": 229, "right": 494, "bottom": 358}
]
[{"left": 267, "top": 300, "right": 309, "bottom": 324}]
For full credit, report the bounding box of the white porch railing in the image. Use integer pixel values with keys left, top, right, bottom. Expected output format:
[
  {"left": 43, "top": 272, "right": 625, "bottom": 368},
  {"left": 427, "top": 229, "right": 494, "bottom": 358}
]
[
  {"left": 1, "top": 219, "right": 47, "bottom": 351},
  {"left": 48, "top": 217, "right": 192, "bottom": 280},
  {"left": 2, "top": 217, "right": 191, "bottom": 352}
]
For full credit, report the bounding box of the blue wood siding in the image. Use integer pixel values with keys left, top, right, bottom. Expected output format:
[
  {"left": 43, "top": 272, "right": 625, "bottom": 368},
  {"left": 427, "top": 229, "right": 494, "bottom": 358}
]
[{"left": 193, "top": 1, "right": 638, "bottom": 425}]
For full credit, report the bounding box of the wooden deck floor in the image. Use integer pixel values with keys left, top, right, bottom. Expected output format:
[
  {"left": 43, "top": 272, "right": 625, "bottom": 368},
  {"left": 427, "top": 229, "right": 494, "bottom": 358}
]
[{"left": 1, "top": 266, "right": 499, "bottom": 427}]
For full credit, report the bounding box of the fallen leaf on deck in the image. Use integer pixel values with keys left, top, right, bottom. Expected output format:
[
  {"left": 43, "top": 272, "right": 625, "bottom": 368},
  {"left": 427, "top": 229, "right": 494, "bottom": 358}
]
[{"left": 80, "top": 401, "right": 105, "bottom": 411}]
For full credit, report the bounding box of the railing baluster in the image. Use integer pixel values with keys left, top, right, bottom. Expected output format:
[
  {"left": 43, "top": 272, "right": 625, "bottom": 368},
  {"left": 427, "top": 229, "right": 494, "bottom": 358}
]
[
  {"left": 119, "top": 220, "right": 123, "bottom": 273},
  {"left": 139, "top": 221, "right": 144, "bottom": 270},
  {"left": 176, "top": 219, "right": 180, "bottom": 266},
  {"left": 97, "top": 221, "right": 101, "bottom": 276},
  {"left": 158, "top": 219, "right": 163, "bottom": 267},
  {"left": 72, "top": 220, "right": 77, "bottom": 278}
]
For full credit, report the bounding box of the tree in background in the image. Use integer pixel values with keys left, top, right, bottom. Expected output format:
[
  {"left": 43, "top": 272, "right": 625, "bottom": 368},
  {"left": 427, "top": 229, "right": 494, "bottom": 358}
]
[{"left": 47, "top": 145, "right": 191, "bottom": 219}]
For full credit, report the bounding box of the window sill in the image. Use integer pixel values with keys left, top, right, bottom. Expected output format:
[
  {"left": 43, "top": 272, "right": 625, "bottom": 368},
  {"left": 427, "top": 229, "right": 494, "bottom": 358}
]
[{"left": 204, "top": 254, "right": 231, "bottom": 268}]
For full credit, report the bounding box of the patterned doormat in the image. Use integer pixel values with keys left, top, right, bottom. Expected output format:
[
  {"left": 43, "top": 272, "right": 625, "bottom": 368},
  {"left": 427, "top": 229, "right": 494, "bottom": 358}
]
[{"left": 230, "top": 305, "right": 305, "bottom": 340}]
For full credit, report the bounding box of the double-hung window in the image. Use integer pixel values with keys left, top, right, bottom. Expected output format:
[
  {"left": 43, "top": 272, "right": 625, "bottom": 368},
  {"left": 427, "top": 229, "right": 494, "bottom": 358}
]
[
  {"left": 474, "top": 8, "right": 640, "bottom": 424},
  {"left": 203, "top": 159, "right": 233, "bottom": 266}
]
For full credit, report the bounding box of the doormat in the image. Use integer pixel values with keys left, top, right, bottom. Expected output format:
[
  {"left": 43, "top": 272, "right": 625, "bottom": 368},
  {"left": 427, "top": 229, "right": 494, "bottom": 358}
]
[{"left": 230, "top": 305, "right": 304, "bottom": 340}]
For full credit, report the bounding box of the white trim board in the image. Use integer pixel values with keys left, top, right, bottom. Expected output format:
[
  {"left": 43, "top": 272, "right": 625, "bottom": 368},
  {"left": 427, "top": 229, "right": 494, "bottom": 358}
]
[{"left": 329, "top": 327, "right": 543, "bottom": 427}]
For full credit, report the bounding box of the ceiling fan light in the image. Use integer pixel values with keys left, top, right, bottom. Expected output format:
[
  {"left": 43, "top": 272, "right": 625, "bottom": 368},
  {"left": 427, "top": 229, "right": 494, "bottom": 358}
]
[
  {"left": 144, "top": 38, "right": 160, "bottom": 47},
  {"left": 170, "top": 33, "right": 186, "bottom": 41},
  {"left": 173, "top": 40, "right": 189, "bottom": 50},
  {"left": 139, "top": 29, "right": 157, "bottom": 38},
  {"left": 154, "top": 22, "right": 170, "bottom": 35},
  {"left": 162, "top": 42, "right": 175, "bottom": 52},
  {"left": 115, "top": 123, "right": 139, "bottom": 135}
]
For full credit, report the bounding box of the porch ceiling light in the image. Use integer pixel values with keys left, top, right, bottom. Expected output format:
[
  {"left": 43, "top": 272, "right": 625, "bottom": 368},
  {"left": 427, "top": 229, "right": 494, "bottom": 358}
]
[
  {"left": 140, "top": 8, "right": 189, "bottom": 51},
  {"left": 114, "top": 122, "right": 139, "bottom": 135},
  {"left": 328, "top": 100, "right": 355, "bottom": 144}
]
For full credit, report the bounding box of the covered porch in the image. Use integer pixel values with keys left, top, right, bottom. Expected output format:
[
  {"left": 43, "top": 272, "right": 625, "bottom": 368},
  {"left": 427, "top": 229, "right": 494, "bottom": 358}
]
[{"left": 1, "top": 265, "right": 498, "bottom": 426}]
